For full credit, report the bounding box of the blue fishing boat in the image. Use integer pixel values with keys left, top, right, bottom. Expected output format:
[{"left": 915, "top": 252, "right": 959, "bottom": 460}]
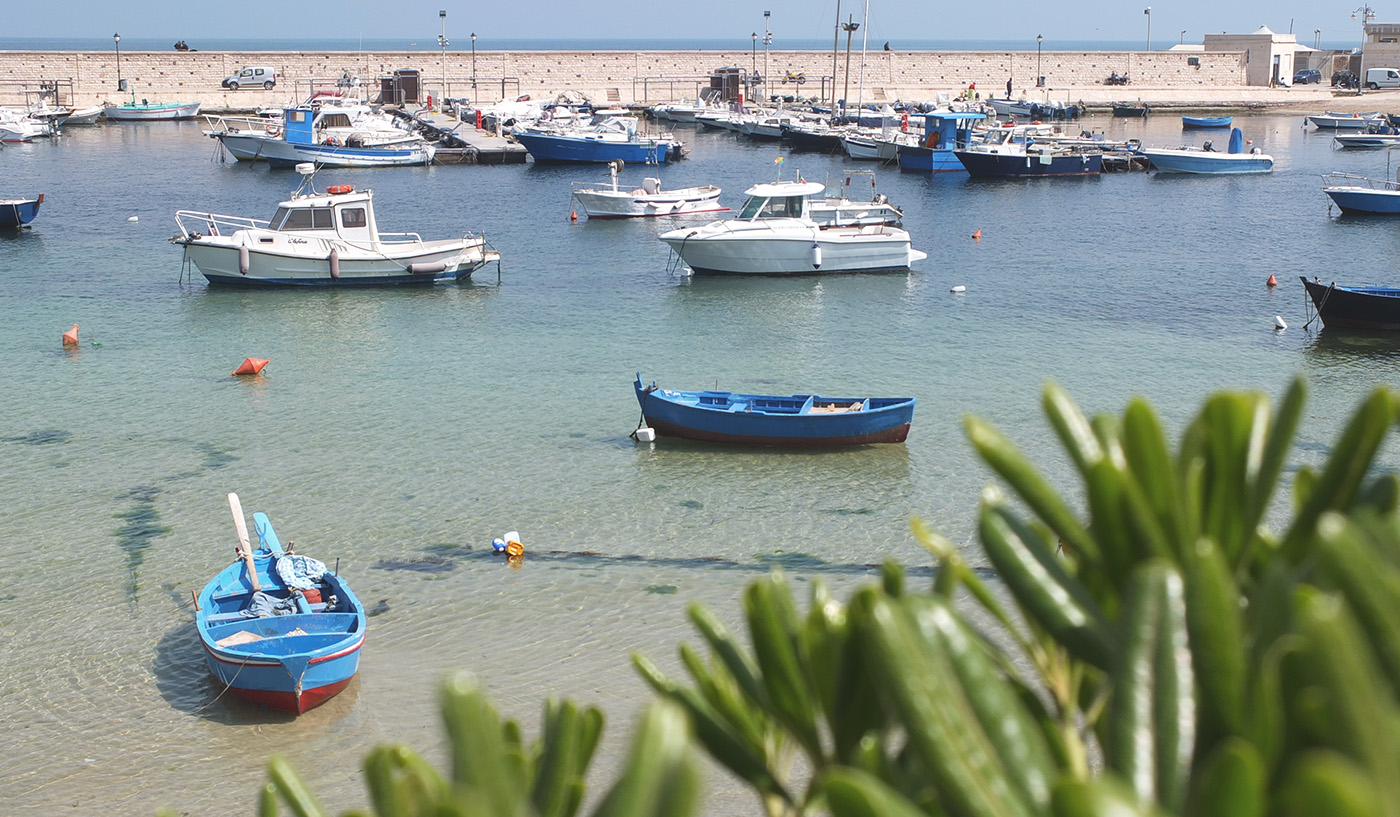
[
  {"left": 195, "top": 494, "right": 366, "bottom": 714},
  {"left": 513, "top": 117, "right": 678, "bottom": 164},
  {"left": 208, "top": 106, "right": 435, "bottom": 168},
  {"left": 633, "top": 374, "right": 915, "bottom": 446},
  {"left": 1322, "top": 172, "right": 1400, "bottom": 214},
  {"left": 1182, "top": 115, "right": 1233, "bottom": 128},
  {"left": 1141, "top": 128, "right": 1273, "bottom": 174},
  {"left": 953, "top": 125, "right": 1103, "bottom": 178},
  {"left": 0, "top": 194, "right": 42, "bottom": 228},
  {"left": 896, "top": 110, "right": 987, "bottom": 172},
  {"left": 1301, "top": 277, "right": 1400, "bottom": 330}
]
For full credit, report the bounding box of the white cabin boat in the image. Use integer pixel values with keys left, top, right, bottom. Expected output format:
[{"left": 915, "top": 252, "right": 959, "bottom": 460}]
[
  {"left": 172, "top": 165, "right": 497, "bottom": 286},
  {"left": 657, "top": 179, "right": 926, "bottom": 275},
  {"left": 1307, "top": 111, "right": 1382, "bottom": 130},
  {"left": 571, "top": 160, "right": 725, "bottom": 219}
]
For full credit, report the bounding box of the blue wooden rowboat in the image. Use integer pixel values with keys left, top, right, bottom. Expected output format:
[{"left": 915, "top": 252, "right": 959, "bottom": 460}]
[
  {"left": 633, "top": 374, "right": 915, "bottom": 446},
  {"left": 195, "top": 494, "right": 365, "bottom": 714},
  {"left": 0, "top": 194, "right": 43, "bottom": 228},
  {"left": 1182, "top": 115, "right": 1233, "bottom": 128},
  {"left": 1301, "top": 277, "right": 1400, "bottom": 330}
]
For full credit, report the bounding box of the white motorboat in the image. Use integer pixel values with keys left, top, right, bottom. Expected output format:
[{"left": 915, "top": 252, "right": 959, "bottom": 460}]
[
  {"left": 658, "top": 179, "right": 926, "bottom": 275},
  {"left": 1141, "top": 128, "right": 1273, "bottom": 175},
  {"left": 0, "top": 109, "right": 51, "bottom": 142},
  {"left": 650, "top": 99, "right": 708, "bottom": 123},
  {"left": 171, "top": 164, "right": 498, "bottom": 286},
  {"left": 571, "top": 160, "right": 725, "bottom": 219},
  {"left": 1307, "top": 111, "right": 1381, "bottom": 130},
  {"left": 808, "top": 170, "right": 904, "bottom": 227},
  {"left": 204, "top": 104, "right": 435, "bottom": 168}
]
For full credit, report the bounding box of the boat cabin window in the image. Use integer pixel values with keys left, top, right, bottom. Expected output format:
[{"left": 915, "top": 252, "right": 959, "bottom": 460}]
[
  {"left": 276, "top": 206, "right": 336, "bottom": 230},
  {"left": 737, "top": 195, "right": 806, "bottom": 220},
  {"left": 287, "top": 110, "right": 309, "bottom": 124},
  {"left": 339, "top": 207, "right": 367, "bottom": 229},
  {"left": 318, "top": 113, "right": 353, "bottom": 129}
]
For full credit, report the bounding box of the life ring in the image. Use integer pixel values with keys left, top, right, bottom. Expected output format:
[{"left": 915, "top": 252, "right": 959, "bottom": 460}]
[
  {"left": 326, "top": 184, "right": 354, "bottom": 195},
  {"left": 517, "top": 94, "right": 531, "bottom": 102},
  {"left": 265, "top": 121, "right": 283, "bottom": 137}
]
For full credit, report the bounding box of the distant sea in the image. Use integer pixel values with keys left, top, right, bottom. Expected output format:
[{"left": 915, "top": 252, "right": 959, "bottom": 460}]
[{"left": 0, "top": 36, "right": 1355, "bottom": 52}]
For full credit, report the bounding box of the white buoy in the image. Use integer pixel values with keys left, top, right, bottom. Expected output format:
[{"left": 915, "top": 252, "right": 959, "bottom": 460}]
[
  {"left": 950, "top": 285, "right": 967, "bottom": 293},
  {"left": 1274, "top": 315, "right": 1287, "bottom": 330},
  {"left": 127, "top": 216, "right": 138, "bottom": 222},
  {"left": 635, "top": 426, "right": 657, "bottom": 442}
]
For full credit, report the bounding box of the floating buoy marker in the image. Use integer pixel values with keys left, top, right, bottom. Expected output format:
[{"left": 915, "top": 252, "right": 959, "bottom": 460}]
[
  {"left": 1266, "top": 273, "right": 1277, "bottom": 287},
  {"left": 61, "top": 324, "right": 79, "bottom": 346},
  {"left": 570, "top": 210, "right": 578, "bottom": 222},
  {"left": 972, "top": 228, "right": 982, "bottom": 240},
  {"left": 1274, "top": 316, "right": 1287, "bottom": 331},
  {"left": 951, "top": 285, "right": 967, "bottom": 293},
  {"left": 127, "top": 216, "right": 138, "bottom": 223},
  {"left": 232, "top": 357, "right": 269, "bottom": 376}
]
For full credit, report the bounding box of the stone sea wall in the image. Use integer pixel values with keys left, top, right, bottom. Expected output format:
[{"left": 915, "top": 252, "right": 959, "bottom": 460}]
[{"left": 0, "top": 49, "right": 1245, "bottom": 110}]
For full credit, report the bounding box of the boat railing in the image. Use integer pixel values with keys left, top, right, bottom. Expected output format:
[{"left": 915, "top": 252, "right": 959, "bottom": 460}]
[
  {"left": 173, "top": 210, "right": 273, "bottom": 239},
  {"left": 202, "top": 113, "right": 283, "bottom": 136},
  {"left": 1322, "top": 172, "right": 1400, "bottom": 191},
  {"left": 377, "top": 231, "right": 425, "bottom": 244}
]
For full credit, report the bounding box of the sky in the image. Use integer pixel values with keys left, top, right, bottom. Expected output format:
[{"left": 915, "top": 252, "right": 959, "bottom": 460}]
[{"left": 2, "top": 1, "right": 1380, "bottom": 47}]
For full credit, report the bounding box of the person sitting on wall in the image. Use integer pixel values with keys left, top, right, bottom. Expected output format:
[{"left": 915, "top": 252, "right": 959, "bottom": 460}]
[{"left": 174, "top": 40, "right": 189, "bottom": 51}]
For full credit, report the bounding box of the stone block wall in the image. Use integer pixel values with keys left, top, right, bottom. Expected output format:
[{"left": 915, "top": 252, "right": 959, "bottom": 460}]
[{"left": 0, "top": 49, "right": 1245, "bottom": 110}]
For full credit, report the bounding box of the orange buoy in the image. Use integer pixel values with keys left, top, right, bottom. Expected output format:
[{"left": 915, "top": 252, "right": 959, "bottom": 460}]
[
  {"left": 972, "top": 228, "right": 982, "bottom": 240},
  {"left": 570, "top": 210, "right": 578, "bottom": 222},
  {"left": 505, "top": 540, "right": 524, "bottom": 558},
  {"left": 1266, "top": 273, "right": 1278, "bottom": 287},
  {"left": 232, "top": 357, "right": 269, "bottom": 376},
  {"left": 326, "top": 184, "right": 353, "bottom": 195},
  {"left": 61, "top": 324, "right": 79, "bottom": 346}
]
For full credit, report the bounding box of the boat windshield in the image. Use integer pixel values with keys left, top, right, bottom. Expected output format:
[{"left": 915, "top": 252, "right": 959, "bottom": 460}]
[
  {"left": 737, "top": 195, "right": 806, "bottom": 220},
  {"left": 271, "top": 206, "right": 336, "bottom": 230}
]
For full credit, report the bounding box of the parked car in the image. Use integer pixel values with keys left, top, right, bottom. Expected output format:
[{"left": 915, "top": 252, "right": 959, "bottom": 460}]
[
  {"left": 1333, "top": 69, "right": 1359, "bottom": 89},
  {"left": 1293, "top": 68, "right": 1322, "bottom": 85},
  {"left": 222, "top": 66, "right": 277, "bottom": 90}
]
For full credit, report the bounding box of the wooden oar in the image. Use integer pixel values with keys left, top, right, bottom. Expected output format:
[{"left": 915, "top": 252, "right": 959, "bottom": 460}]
[{"left": 227, "top": 492, "right": 261, "bottom": 592}]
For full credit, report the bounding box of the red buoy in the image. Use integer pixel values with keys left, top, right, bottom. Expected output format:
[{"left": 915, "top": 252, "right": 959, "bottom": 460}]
[
  {"left": 61, "top": 323, "right": 79, "bottom": 347},
  {"left": 570, "top": 210, "right": 578, "bottom": 222},
  {"left": 232, "top": 358, "right": 269, "bottom": 376},
  {"left": 1266, "top": 273, "right": 1278, "bottom": 287},
  {"left": 972, "top": 228, "right": 982, "bottom": 240}
]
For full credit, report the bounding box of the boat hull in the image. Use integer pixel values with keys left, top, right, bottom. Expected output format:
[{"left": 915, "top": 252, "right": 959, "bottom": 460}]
[
  {"left": 216, "top": 133, "right": 434, "bottom": 167},
  {"left": 1323, "top": 186, "right": 1400, "bottom": 214},
  {"left": 181, "top": 238, "right": 492, "bottom": 286},
  {"left": 514, "top": 131, "right": 671, "bottom": 164},
  {"left": 0, "top": 197, "right": 42, "bottom": 228},
  {"left": 572, "top": 186, "right": 726, "bottom": 218},
  {"left": 1142, "top": 149, "right": 1273, "bottom": 174},
  {"left": 1301, "top": 276, "right": 1400, "bottom": 330},
  {"left": 659, "top": 227, "right": 924, "bottom": 275},
  {"left": 954, "top": 150, "right": 1102, "bottom": 177},
  {"left": 635, "top": 376, "right": 914, "bottom": 446},
  {"left": 1308, "top": 114, "right": 1379, "bottom": 129},
  {"left": 1182, "top": 116, "right": 1232, "bottom": 128},
  {"left": 104, "top": 102, "right": 201, "bottom": 120},
  {"left": 896, "top": 144, "right": 966, "bottom": 172}
]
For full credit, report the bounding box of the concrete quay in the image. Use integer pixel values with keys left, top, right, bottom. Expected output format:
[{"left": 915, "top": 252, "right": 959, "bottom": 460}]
[{"left": 4, "top": 48, "right": 1398, "bottom": 115}]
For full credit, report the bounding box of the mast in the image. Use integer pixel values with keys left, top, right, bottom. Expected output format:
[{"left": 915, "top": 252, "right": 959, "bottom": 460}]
[
  {"left": 857, "top": 0, "right": 870, "bottom": 113},
  {"left": 831, "top": 0, "right": 841, "bottom": 106}
]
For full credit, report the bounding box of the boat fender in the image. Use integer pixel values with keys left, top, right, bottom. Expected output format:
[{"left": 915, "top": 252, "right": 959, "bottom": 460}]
[
  {"left": 811, "top": 242, "right": 822, "bottom": 269},
  {"left": 1273, "top": 315, "right": 1287, "bottom": 331},
  {"left": 635, "top": 426, "right": 657, "bottom": 442},
  {"left": 408, "top": 260, "right": 448, "bottom": 275},
  {"left": 328, "top": 247, "right": 340, "bottom": 280},
  {"left": 238, "top": 243, "right": 250, "bottom": 275},
  {"left": 327, "top": 184, "right": 353, "bottom": 194},
  {"left": 951, "top": 285, "right": 967, "bottom": 293}
]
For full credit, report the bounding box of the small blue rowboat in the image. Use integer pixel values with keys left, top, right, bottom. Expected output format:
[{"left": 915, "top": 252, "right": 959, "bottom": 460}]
[
  {"left": 195, "top": 494, "right": 366, "bottom": 714},
  {"left": 0, "top": 194, "right": 43, "bottom": 228},
  {"left": 1301, "top": 277, "right": 1400, "bottom": 330},
  {"left": 634, "top": 374, "right": 915, "bottom": 446},
  {"left": 1182, "top": 115, "right": 1233, "bottom": 128}
]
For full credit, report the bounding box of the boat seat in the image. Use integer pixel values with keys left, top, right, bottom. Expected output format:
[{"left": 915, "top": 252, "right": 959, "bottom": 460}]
[{"left": 728, "top": 402, "right": 748, "bottom": 412}]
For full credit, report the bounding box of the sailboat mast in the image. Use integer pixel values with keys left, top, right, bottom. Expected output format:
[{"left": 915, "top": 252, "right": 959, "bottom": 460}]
[{"left": 831, "top": 0, "right": 841, "bottom": 105}]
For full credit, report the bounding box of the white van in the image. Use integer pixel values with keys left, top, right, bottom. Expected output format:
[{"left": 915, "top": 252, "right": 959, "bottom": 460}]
[
  {"left": 1365, "top": 67, "right": 1400, "bottom": 89},
  {"left": 222, "top": 66, "right": 277, "bottom": 90}
]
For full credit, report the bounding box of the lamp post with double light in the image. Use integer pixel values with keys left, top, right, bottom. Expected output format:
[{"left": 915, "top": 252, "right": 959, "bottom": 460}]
[
  {"left": 1354, "top": 5, "right": 1375, "bottom": 92},
  {"left": 842, "top": 16, "right": 859, "bottom": 114}
]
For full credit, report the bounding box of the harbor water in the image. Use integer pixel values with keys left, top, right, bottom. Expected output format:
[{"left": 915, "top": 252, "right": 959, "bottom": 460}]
[{"left": 2, "top": 112, "right": 1398, "bottom": 815}]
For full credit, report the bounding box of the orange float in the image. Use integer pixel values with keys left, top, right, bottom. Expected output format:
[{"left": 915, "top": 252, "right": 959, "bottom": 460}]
[
  {"left": 232, "top": 357, "right": 270, "bottom": 376},
  {"left": 1266, "top": 273, "right": 1278, "bottom": 287},
  {"left": 61, "top": 324, "right": 79, "bottom": 346},
  {"left": 326, "top": 184, "right": 354, "bottom": 195}
]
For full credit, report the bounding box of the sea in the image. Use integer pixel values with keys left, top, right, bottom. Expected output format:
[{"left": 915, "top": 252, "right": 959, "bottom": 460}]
[{"left": 2, "top": 111, "right": 1398, "bottom": 815}]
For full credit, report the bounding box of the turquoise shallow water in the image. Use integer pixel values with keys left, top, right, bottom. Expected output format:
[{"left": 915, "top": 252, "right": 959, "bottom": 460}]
[{"left": 2, "top": 114, "right": 1399, "bottom": 814}]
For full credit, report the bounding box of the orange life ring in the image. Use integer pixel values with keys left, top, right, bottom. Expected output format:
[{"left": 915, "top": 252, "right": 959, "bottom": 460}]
[
  {"left": 324, "top": 136, "right": 340, "bottom": 146},
  {"left": 326, "top": 184, "right": 354, "bottom": 195},
  {"left": 265, "top": 122, "right": 282, "bottom": 137}
]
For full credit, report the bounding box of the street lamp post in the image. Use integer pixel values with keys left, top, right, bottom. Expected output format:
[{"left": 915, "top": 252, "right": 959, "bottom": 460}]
[
  {"left": 471, "top": 33, "right": 477, "bottom": 95},
  {"left": 751, "top": 32, "right": 757, "bottom": 97},
  {"left": 1036, "top": 34, "right": 1043, "bottom": 87},
  {"left": 1144, "top": 7, "right": 1152, "bottom": 52},
  {"left": 1354, "top": 5, "right": 1375, "bottom": 92},
  {"left": 437, "top": 10, "right": 449, "bottom": 110},
  {"left": 842, "top": 16, "right": 859, "bottom": 114},
  {"left": 113, "top": 33, "right": 123, "bottom": 91},
  {"left": 1180, "top": 30, "right": 1186, "bottom": 45},
  {"left": 763, "top": 10, "right": 771, "bottom": 103},
  {"left": 1315, "top": 29, "right": 1322, "bottom": 50}
]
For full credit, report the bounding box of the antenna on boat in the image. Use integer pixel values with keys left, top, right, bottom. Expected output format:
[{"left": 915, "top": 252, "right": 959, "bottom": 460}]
[{"left": 293, "top": 161, "right": 319, "bottom": 197}]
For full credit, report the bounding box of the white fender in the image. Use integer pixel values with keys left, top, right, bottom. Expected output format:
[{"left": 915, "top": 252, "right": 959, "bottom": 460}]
[
  {"left": 811, "top": 242, "right": 822, "bottom": 269},
  {"left": 238, "top": 243, "right": 250, "bottom": 275},
  {"left": 328, "top": 248, "right": 340, "bottom": 280}
]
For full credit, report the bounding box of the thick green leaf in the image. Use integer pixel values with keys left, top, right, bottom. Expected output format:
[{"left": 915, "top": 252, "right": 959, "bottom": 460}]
[
  {"left": 1121, "top": 398, "right": 1189, "bottom": 558},
  {"left": 825, "top": 767, "right": 934, "bottom": 817},
  {"left": 1183, "top": 738, "right": 1264, "bottom": 817},
  {"left": 1239, "top": 377, "right": 1305, "bottom": 563},
  {"left": 266, "top": 755, "right": 330, "bottom": 817},
  {"left": 1272, "top": 751, "right": 1380, "bottom": 817},
  {"left": 979, "top": 498, "right": 1113, "bottom": 670},
  {"left": 589, "top": 701, "right": 700, "bottom": 817},
  {"left": 1050, "top": 778, "right": 1166, "bottom": 817},
  {"left": 440, "top": 673, "right": 524, "bottom": 817},
  {"left": 687, "top": 603, "right": 769, "bottom": 710},
  {"left": 745, "top": 575, "right": 822, "bottom": 757},
  {"left": 1183, "top": 537, "right": 1246, "bottom": 742},
  {"left": 1314, "top": 512, "right": 1400, "bottom": 698}
]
